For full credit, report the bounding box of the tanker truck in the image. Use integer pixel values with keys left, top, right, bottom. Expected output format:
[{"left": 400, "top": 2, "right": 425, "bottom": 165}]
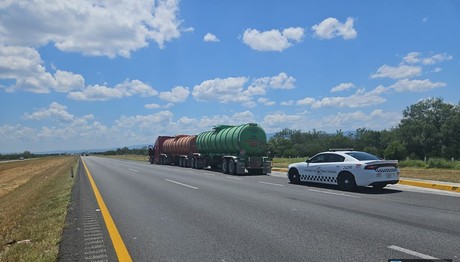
[
  {"left": 150, "top": 135, "right": 196, "bottom": 166},
  {"left": 191, "top": 123, "right": 272, "bottom": 175}
]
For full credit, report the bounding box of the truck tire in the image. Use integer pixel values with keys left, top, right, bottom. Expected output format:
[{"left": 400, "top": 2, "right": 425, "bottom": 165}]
[
  {"left": 229, "top": 159, "right": 236, "bottom": 175},
  {"left": 222, "top": 159, "right": 229, "bottom": 174}
]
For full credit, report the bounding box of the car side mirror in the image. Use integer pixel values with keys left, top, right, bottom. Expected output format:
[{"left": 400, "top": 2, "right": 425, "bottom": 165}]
[{"left": 306, "top": 159, "right": 311, "bottom": 163}]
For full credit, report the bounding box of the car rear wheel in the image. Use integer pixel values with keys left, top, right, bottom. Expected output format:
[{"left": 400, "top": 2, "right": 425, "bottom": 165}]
[
  {"left": 288, "top": 168, "right": 301, "bottom": 184},
  {"left": 338, "top": 172, "right": 356, "bottom": 191}
]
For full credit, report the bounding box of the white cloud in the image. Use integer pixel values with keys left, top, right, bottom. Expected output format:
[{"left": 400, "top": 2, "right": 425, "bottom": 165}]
[
  {"left": 22, "top": 102, "right": 74, "bottom": 122},
  {"left": 320, "top": 109, "right": 401, "bottom": 131},
  {"left": 204, "top": 33, "right": 219, "bottom": 42},
  {"left": 250, "top": 72, "right": 296, "bottom": 91},
  {"left": 242, "top": 27, "right": 304, "bottom": 51},
  {"left": 296, "top": 97, "right": 316, "bottom": 106},
  {"left": 330, "top": 82, "right": 355, "bottom": 93},
  {"left": 116, "top": 111, "right": 174, "bottom": 129},
  {"left": 389, "top": 79, "right": 446, "bottom": 92},
  {"left": 280, "top": 100, "right": 295, "bottom": 106},
  {"left": 68, "top": 79, "right": 157, "bottom": 101},
  {"left": 297, "top": 86, "right": 388, "bottom": 109},
  {"left": 0, "top": 45, "right": 85, "bottom": 93},
  {"left": 371, "top": 64, "right": 422, "bottom": 79},
  {"left": 159, "top": 86, "right": 190, "bottom": 103},
  {"left": 403, "top": 52, "right": 453, "bottom": 65},
  {"left": 144, "top": 103, "right": 161, "bottom": 109},
  {"left": 0, "top": 0, "right": 182, "bottom": 58},
  {"left": 257, "top": 98, "right": 276, "bottom": 106},
  {"left": 191, "top": 73, "right": 296, "bottom": 106},
  {"left": 192, "top": 76, "right": 249, "bottom": 103},
  {"left": 263, "top": 113, "right": 303, "bottom": 127},
  {"left": 312, "top": 17, "right": 357, "bottom": 40}
]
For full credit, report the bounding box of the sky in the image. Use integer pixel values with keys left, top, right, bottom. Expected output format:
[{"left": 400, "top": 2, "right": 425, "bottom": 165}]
[{"left": 1, "top": 0, "right": 459, "bottom": 153}]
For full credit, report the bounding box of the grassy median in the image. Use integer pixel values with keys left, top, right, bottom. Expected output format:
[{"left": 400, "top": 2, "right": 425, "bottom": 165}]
[{"left": 0, "top": 156, "right": 77, "bottom": 262}]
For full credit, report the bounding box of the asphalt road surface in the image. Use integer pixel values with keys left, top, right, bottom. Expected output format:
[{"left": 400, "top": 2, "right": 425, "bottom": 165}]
[{"left": 61, "top": 156, "right": 460, "bottom": 262}]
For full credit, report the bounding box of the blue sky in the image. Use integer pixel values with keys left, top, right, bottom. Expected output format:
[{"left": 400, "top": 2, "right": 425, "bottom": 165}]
[{"left": 1, "top": 0, "right": 459, "bottom": 153}]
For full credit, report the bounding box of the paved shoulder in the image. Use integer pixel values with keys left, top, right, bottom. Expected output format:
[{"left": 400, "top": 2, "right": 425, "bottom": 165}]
[{"left": 58, "top": 159, "right": 117, "bottom": 261}]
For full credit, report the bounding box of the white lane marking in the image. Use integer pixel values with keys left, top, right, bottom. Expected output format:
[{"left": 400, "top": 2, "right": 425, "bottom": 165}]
[
  {"left": 258, "top": 181, "right": 284, "bottom": 187},
  {"left": 129, "top": 168, "right": 139, "bottom": 172},
  {"left": 189, "top": 170, "right": 215, "bottom": 176},
  {"left": 307, "top": 188, "right": 361, "bottom": 198},
  {"left": 227, "top": 176, "right": 242, "bottom": 180},
  {"left": 388, "top": 245, "right": 439, "bottom": 260},
  {"left": 165, "top": 179, "right": 199, "bottom": 190}
]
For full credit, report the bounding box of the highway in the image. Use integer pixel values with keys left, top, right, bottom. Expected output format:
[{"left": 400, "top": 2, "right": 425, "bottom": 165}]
[{"left": 68, "top": 156, "right": 460, "bottom": 261}]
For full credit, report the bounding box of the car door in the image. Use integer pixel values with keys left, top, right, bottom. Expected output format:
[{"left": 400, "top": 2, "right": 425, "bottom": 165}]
[
  {"left": 301, "top": 153, "right": 327, "bottom": 182},
  {"left": 319, "top": 153, "right": 344, "bottom": 184}
]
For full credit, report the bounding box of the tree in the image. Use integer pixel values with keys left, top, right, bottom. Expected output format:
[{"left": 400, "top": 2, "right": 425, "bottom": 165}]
[
  {"left": 398, "top": 98, "right": 456, "bottom": 159},
  {"left": 384, "top": 141, "right": 406, "bottom": 160}
]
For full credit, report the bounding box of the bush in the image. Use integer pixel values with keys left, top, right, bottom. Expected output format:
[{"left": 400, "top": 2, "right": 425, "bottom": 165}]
[
  {"left": 427, "top": 158, "right": 456, "bottom": 169},
  {"left": 399, "top": 160, "right": 427, "bottom": 168}
]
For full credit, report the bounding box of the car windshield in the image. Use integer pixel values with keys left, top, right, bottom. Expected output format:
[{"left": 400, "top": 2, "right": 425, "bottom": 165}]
[{"left": 345, "top": 152, "right": 382, "bottom": 161}]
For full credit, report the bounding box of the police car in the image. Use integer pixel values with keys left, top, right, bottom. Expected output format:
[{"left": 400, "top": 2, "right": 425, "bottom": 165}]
[{"left": 287, "top": 149, "right": 399, "bottom": 190}]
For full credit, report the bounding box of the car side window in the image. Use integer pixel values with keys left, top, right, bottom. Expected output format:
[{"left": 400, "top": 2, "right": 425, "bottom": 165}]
[
  {"left": 309, "top": 154, "right": 326, "bottom": 163},
  {"left": 327, "top": 154, "right": 345, "bottom": 163}
]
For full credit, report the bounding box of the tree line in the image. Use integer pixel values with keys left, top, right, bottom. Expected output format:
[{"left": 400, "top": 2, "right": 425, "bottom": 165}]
[
  {"left": 0, "top": 151, "right": 63, "bottom": 161},
  {"left": 267, "top": 98, "right": 460, "bottom": 160},
  {"left": 92, "top": 146, "right": 149, "bottom": 156}
]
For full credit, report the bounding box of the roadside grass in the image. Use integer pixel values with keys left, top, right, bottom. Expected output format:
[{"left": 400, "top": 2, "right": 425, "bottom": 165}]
[
  {"left": 399, "top": 168, "right": 460, "bottom": 183},
  {"left": 272, "top": 157, "right": 306, "bottom": 169},
  {"left": 272, "top": 158, "right": 460, "bottom": 183},
  {"left": 0, "top": 156, "right": 77, "bottom": 262}
]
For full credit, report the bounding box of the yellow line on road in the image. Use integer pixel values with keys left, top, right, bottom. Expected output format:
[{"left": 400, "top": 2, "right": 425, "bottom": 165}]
[{"left": 82, "top": 159, "right": 133, "bottom": 262}]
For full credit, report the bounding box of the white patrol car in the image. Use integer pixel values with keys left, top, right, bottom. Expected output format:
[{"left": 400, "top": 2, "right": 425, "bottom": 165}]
[{"left": 287, "top": 150, "right": 400, "bottom": 190}]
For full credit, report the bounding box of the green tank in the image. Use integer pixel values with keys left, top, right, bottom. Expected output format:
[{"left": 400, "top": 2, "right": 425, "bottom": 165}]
[{"left": 196, "top": 123, "right": 267, "bottom": 156}]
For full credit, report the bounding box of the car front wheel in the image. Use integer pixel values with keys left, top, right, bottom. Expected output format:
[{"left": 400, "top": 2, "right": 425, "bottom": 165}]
[{"left": 288, "top": 168, "right": 301, "bottom": 184}]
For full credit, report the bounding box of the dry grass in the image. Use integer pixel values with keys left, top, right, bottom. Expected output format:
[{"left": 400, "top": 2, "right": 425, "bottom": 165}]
[
  {"left": 0, "top": 156, "right": 77, "bottom": 262},
  {"left": 400, "top": 168, "right": 460, "bottom": 183}
]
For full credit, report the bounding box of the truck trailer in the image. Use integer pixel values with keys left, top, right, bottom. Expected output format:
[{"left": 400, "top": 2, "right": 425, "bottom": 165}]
[
  {"left": 149, "top": 135, "right": 196, "bottom": 166},
  {"left": 150, "top": 123, "right": 272, "bottom": 175},
  {"left": 193, "top": 123, "right": 271, "bottom": 175}
]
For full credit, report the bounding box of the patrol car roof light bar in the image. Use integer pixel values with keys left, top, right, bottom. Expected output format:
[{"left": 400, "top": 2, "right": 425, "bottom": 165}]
[{"left": 328, "top": 148, "right": 354, "bottom": 152}]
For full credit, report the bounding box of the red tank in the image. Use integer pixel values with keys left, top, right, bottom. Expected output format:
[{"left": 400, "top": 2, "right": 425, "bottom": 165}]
[
  {"left": 163, "top": 135, "right": 196, "bottom": 155},
  {"left": 155, "top": 135, "right": 197, "bottom": 166}
]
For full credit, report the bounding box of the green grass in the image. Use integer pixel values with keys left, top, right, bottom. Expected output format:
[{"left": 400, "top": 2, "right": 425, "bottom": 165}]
[
  {"left": 0, "top": 156, "right": 77, "bottom": 262},
  {"left": 272, "top": 157, "right": 306, "bottom": 168}
]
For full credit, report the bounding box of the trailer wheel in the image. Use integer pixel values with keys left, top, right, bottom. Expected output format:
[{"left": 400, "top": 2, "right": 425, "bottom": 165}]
[
  {"left": 222, "top": 159, "right": 229, "bottom": 174},
  {"left": 229, "top": 159, "right": 236, "bottom": 175}
]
